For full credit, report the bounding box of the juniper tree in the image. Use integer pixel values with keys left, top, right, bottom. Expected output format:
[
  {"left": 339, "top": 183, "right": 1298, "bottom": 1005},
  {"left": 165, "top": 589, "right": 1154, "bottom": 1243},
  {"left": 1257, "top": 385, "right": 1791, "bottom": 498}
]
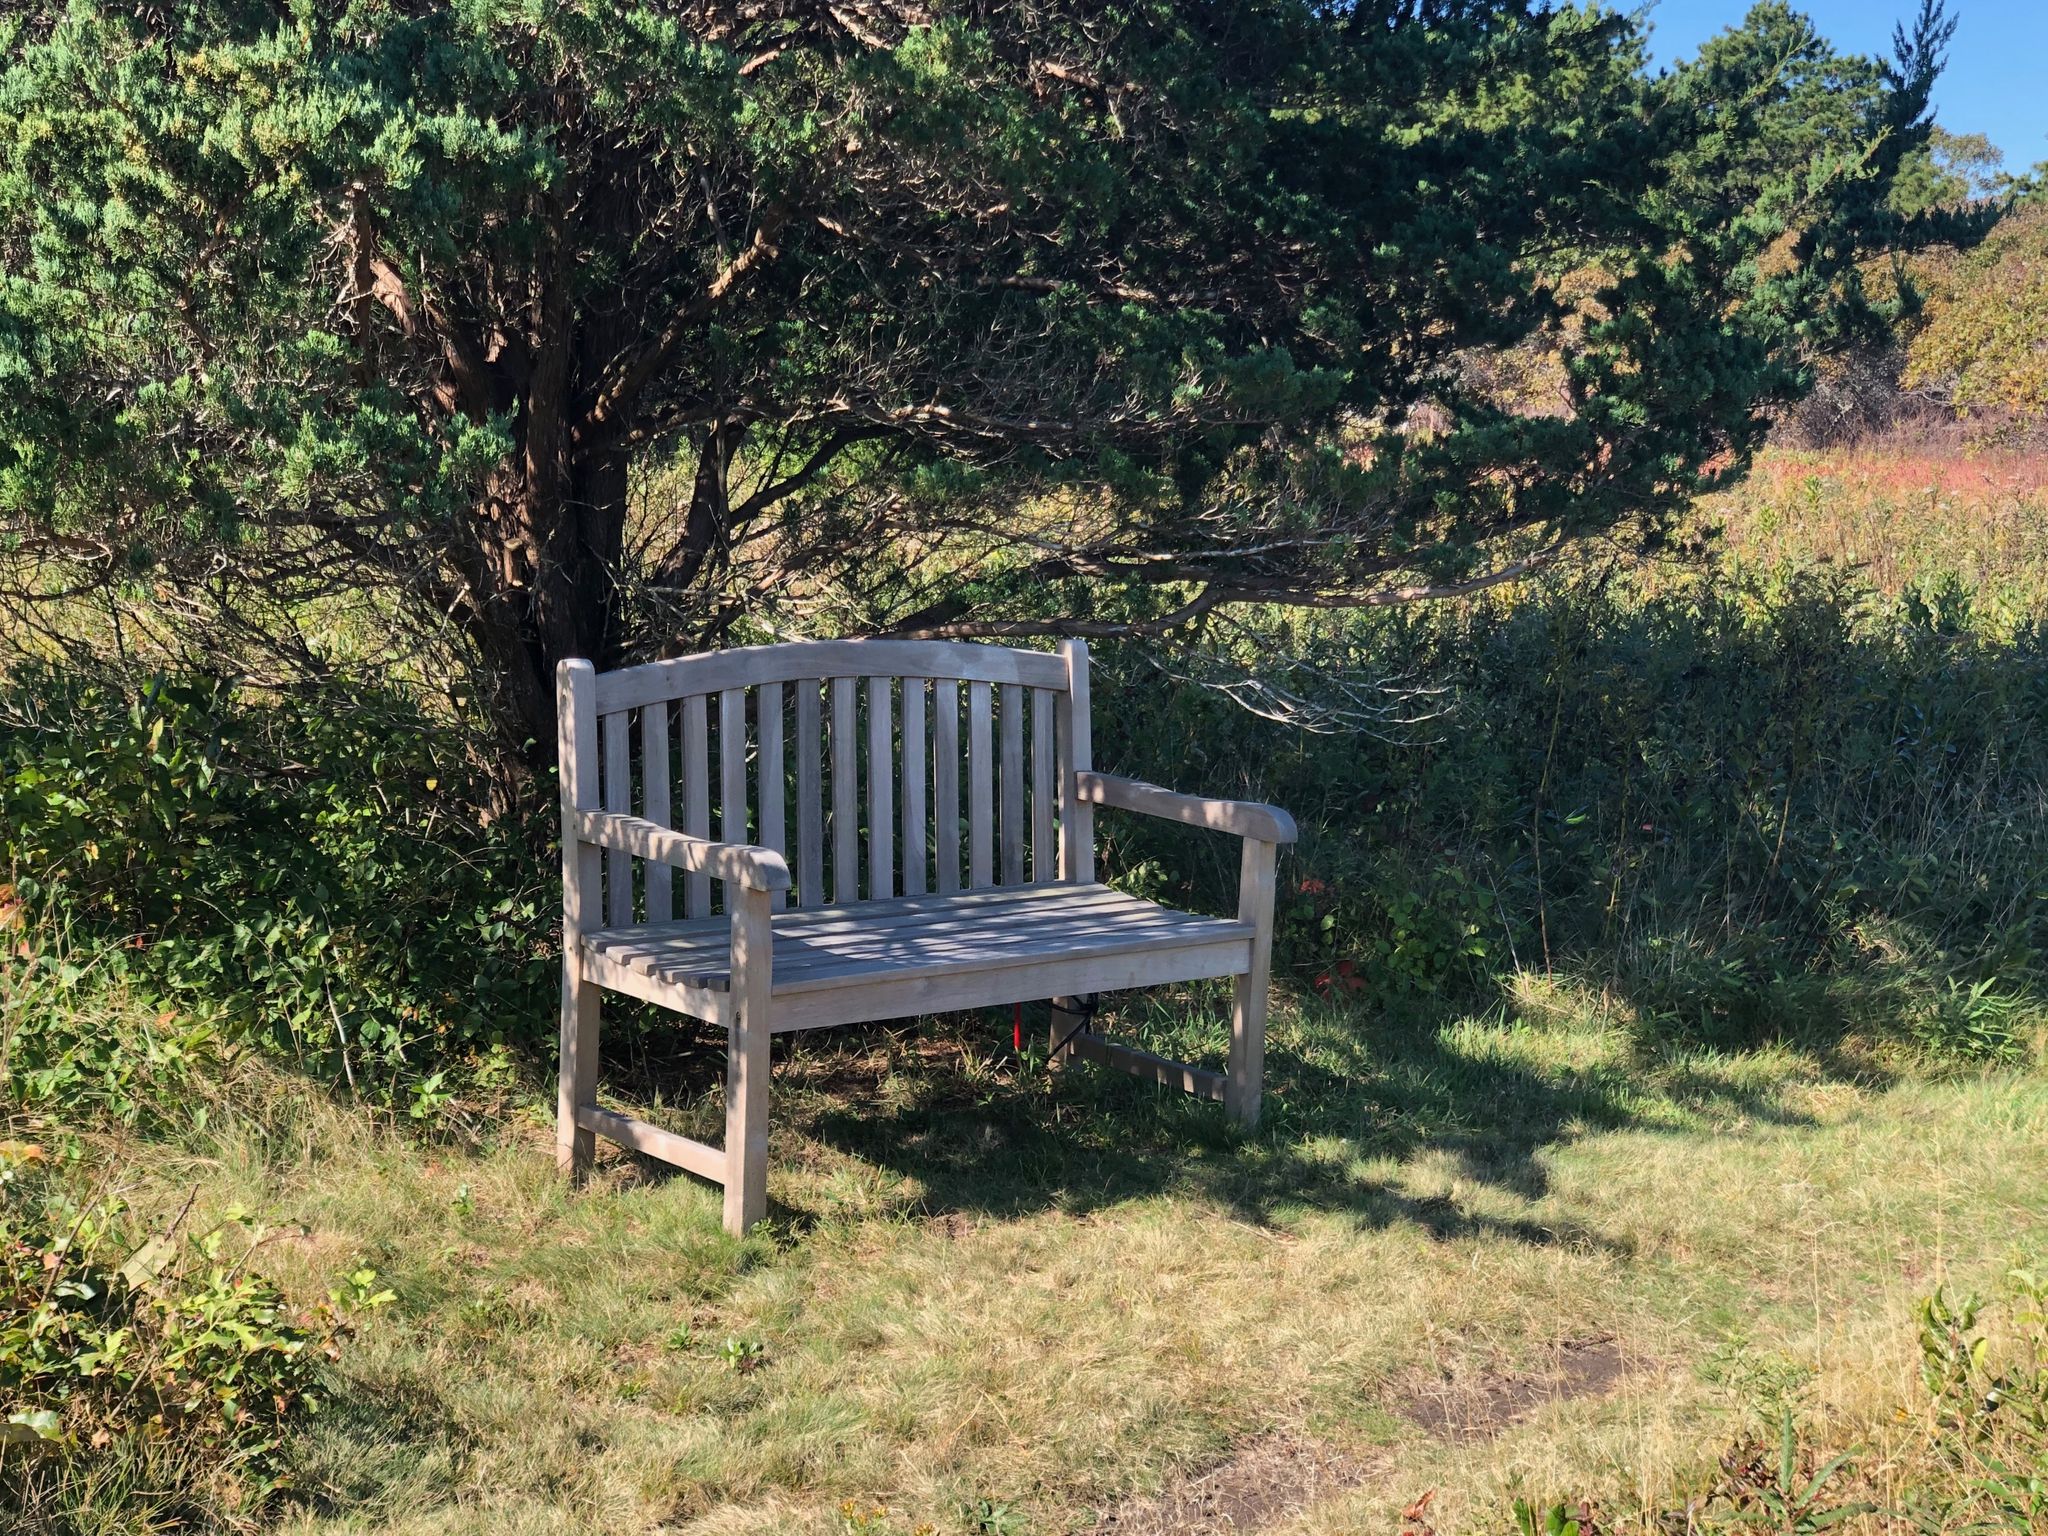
[{"left": 0, "top": 1, "right": 1961, "bottom": 767}]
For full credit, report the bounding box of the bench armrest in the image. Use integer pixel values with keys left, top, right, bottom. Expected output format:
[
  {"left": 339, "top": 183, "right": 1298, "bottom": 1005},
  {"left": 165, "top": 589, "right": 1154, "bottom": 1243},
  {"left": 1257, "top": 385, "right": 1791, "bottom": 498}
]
[
  {"left": 569, "top": 808, "right": 793, "bottom": 893},
  {"left": 1073, "top": 771, "right": 1297, "bottom": 845}
]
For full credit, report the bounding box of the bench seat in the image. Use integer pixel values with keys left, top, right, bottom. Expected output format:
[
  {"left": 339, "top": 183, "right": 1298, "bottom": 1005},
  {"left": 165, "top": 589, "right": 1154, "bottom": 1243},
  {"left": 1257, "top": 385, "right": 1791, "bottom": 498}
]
[{"left": 581, "top": 882, "right": 1254, "bottom": 1032}]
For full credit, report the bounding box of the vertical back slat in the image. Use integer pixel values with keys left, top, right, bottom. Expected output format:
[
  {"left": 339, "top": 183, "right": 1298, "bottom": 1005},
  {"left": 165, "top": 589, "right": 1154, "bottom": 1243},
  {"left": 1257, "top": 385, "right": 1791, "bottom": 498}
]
[
  {"left": 999, "top": 683, "right": 1025, "bottom": 885},
  {"left": 795, "top": 681, "right": 824, "bottom": 908},
  {"left": 866, "top": 676, "right": 895, "bottom": 900},
  {"left": 968, "top": 680, "right": 994, "bottom": 887},
  {"left": 757, "top": 682, "right": 786, "bottom": 910},
  {"left": 602, "top": 710, "right": 633, "bottom": 926},
  {"left": 1031, "top": 686, "right": 1056, "bottom": 882},
  {"left": 934, "top": 679, "right": 960, "bottom": 894},
  {"left": 642, "top": 702, "right": 673, "bottom": 921},
  {"left": 900, "top": 678, "right": 927, "bottom": 895},
  {"left": 1057, "top": 640, "right": 1094, "bottom": 884},
  {"left": 683, "top": 694, "right": 711, "bottom": 916},
  {"left": 720, "top": 687, "right": 748, "bottom": 904},
  {"left": 831, "top": 676, "right": 859, "bottom": 902}
]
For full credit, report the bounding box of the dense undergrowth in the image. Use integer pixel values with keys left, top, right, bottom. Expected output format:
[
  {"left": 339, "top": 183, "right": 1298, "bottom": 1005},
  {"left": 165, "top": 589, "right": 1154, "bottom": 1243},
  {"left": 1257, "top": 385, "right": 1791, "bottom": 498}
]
[
  {"left": 0, "top": 673, "right": 552, "bottom": 1119},
  {"left": 1103, "top": 559, "right": 2048, "bottom": 1069}
]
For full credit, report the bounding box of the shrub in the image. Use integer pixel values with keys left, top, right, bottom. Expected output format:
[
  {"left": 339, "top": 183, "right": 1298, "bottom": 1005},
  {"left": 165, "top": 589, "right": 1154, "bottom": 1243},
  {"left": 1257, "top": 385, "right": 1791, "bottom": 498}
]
[
  {"left": 1094, "top": 562, "right": 2048, "bottom": 1062},
  {"left": 0, "top": 671, "right": 553, "bottom": 1105},
  {"left": 0, "top": 1138, "right": 386, "bottom": 1526}
]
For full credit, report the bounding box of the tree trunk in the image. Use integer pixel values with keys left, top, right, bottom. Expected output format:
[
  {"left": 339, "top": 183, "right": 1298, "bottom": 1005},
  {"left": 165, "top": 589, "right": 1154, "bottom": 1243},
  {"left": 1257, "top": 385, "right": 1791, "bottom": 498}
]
[{"left": 462, "top": 444, "right": 631, "bottom": 791}]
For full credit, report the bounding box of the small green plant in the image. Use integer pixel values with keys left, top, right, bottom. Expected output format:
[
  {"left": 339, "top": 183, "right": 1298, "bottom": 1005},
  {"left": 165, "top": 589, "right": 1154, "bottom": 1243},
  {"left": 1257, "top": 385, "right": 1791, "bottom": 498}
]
[
  {"left": 1914, "top": 978, "right": 2027, "bottom": 1063},
  {"left": 1906, "top": 1268, "right": 2048, "bottom": 1532},
  {"left": 0, "top": 1145, "right": 368, "bottom": 1518},
  {"left": 968, "top": 1497, "right": 1031, "bottom": 1534},
  {"left": 1512, "top": 1499, "right": 1586, "bottom": 1536},
  {"left": 719, "top": 1334, "right": 766, "bottom": 1373},
  {"left": 1714, "top": 1411, "right": 1866, "bottom": 1533}
]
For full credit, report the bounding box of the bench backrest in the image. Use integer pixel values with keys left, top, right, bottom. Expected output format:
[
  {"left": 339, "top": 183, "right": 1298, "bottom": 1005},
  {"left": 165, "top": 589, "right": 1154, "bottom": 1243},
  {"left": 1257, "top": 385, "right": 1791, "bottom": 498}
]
[{"left": 560, "top": 639, "right": 1095, "bottom": 923}]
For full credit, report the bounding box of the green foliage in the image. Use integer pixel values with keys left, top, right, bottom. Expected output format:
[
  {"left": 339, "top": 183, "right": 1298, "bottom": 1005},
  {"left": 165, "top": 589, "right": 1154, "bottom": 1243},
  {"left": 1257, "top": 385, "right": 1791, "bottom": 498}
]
[
  {"left": 0, "top": 1139, "right": 384, "bottom": 1525},
  {"left": 1903, "top": 203, "right": 2048, "bottom": 416},
  {"left": 1512, "top": 1498, "right": 1585, "bottom": 1536},
  {"left": 1097, "top": 563, "right": 2048, "bottom": 1062},
  {"left": 0, "top": 672, "right": 551, "bottom": 1108},
  {"left": 0, "top": 1, "right": 1974, "bottom": 756}
]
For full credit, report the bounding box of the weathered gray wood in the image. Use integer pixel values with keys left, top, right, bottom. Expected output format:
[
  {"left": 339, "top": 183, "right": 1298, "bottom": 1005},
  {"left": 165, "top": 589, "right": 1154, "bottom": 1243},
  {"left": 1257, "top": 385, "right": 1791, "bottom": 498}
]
[
  {"left": 1057, "top": 639, "right": 1094, "bottom": 884},
  {"left": 721, "top": 688, "right": 748, "bottom": 867},
  {"left": 1228, "top": 836, "right": 1278, "bottom": 1129},
  {"left": 724, "top": 883, "right": 773, "bottom": 1234},
  {"left": 581, "top": 885, "right": 1251, "bottom": 995},
  {"left": 1031, "top": 687, "right": 1055, "bottom": 882},
  {"left": 831, "top": 676, "right": 859, "bottom": 902},
  {"left": 591, "top": 881, "right": 1132, "bottom": 952},
  {"left": 967, "top": 681, "right": 994, "bottom": 887},
  {"left": 900, "top": 678, "right": 927, "bottom": 895},
  {"left": 570, "top": 808, "right": 792, "bottom": 890},
  {"left": 767, "top": 938, "right": 1250, "bottom": 1033},
  {"left": 757, "top": 682, "right": 785, "bottom": 911},
  {"left": 683, "top": 694, "right": 711, "bottom": 917},
  {"left": 596, "top": 638, "right": 1066, "bottom": 713},
  {"left": 592, "top": 898, "right": 1218, "bottom": 982},
  {"left": 601, "top": 711, "right": 633, "bottom": 927},
  {"left": 933, "top": 679, "right": 960, "bottom": 894},
  {"left": 795, "top": 681, "right": 823, "bottom": 908},
  {"left": 1051, "top": 638, "right": 1094, "bottom": 1054},
  {"left": 558, "top": 636, "right": 1294, "bottom": 1237},
  {"left": 1068, "top": 1031, "right": 1226, "bottom": 1101},
  {"left": 999, "top": 683, "right": 1025, "bottom": 885},
  {"left": 642, "top": 702, "right": 673, "bottom": 922},
  {"left": 579, "top": 944, "right": 728, "bottom": 1020},
  {"left": 576, "top": 1105, "right": 727, "bottom": 1184},
  {"left": 557, "top": 660, "right": 602, "bottom": 1176},
  {"left": 867, "top": 676, "right": 894, "bottom": 901},
  {"left": 1075, "top": 771, "right": 1298, "bottom": 844}
]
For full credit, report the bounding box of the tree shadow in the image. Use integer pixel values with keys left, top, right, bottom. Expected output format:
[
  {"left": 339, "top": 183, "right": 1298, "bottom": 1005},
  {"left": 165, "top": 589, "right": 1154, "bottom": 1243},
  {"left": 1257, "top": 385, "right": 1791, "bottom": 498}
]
[{"left": 760, "top": 981, "right": 1838, "bottom": 1248}]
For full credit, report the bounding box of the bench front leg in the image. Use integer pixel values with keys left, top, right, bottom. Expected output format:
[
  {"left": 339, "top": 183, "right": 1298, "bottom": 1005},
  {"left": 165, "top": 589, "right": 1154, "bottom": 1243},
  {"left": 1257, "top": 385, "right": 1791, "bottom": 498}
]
[
  {"left": 557, "top": 658, "right": 602, "bottom": 1178},
  {"left": 1227, "top": 836, "right": 1280, "bottom": 1129},
  {"left": 723, "top": 883, "right": 774, "bottom": 1235},
  {"left": 558, "top": 957, "right": 600, "bottom": 1177}
]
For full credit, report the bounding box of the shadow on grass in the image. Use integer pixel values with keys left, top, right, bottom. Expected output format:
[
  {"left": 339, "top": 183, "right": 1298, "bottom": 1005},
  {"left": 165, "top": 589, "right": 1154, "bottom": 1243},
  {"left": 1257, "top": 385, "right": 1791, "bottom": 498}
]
[{"left": 594, "top": 975, "right": 1885, "bottom": 1248}]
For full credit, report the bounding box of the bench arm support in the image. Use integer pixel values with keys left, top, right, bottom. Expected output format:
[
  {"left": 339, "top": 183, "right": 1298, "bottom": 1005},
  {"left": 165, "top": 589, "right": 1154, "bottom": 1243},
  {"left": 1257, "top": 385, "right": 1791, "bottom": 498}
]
[
  {"left": 1073, "top": 771, "right": 1297, "bottom": 846},
  {"left": 569, "top": 807, "right": 793, "bottom": 893}
]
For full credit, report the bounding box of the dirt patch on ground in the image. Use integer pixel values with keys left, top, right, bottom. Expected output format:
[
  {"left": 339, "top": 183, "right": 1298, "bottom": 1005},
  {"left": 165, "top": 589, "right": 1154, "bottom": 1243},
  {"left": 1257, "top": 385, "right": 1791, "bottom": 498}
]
[
  {"left": 1083, "top": 1433, "right": 1375, "bottom": 1535},
  {"left": 1398, "top": 1335, "right": 1631, "bottom": 1444}
]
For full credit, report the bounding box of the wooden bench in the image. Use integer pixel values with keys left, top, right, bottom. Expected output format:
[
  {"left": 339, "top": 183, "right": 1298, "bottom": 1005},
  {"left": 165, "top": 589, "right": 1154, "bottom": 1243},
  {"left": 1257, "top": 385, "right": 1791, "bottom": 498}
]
[{"left": 556, "top": 638, "right": 1296, "bottom": 1233}]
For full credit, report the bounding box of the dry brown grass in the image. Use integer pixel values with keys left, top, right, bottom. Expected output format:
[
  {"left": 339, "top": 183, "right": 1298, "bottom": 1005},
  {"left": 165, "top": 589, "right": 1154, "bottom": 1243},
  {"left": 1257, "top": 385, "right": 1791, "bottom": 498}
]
[{"left": 24, "top": 989, "right": 2041, "bottom": 1536}]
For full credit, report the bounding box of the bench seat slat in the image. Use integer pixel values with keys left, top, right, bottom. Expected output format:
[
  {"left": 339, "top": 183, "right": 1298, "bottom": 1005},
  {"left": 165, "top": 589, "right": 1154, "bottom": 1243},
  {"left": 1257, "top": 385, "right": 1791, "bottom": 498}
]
[
  {"left": 582, "top": 884, "right": 1251, "bottom": 997},
  {"left": 591, "top": 898, "right": 1200, "bottom": 980}
]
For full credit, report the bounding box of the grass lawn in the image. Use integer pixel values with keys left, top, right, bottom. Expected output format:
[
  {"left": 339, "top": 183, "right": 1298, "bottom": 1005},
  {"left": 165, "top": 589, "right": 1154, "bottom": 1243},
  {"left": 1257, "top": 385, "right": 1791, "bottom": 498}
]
[{"left": 61, "top": 978, "right": 2046, "bottom": 1535}]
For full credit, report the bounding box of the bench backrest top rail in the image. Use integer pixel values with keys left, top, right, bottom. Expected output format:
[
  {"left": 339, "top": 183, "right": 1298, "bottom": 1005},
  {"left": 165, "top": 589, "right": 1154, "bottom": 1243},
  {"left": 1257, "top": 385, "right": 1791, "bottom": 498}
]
[{"left": 592, "top": 638, "right": 1068, "bottom": 714}]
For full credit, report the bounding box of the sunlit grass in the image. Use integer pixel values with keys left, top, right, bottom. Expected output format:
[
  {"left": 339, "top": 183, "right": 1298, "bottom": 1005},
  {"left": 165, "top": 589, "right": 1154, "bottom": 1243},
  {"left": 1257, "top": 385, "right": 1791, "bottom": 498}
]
[{"left": 23, "top": 980, "right": 2042, "bottom": 1536}]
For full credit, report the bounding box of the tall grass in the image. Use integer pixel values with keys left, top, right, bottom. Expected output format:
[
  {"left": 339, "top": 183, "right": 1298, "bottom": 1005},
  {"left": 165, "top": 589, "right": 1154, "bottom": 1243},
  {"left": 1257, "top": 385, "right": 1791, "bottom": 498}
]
[{"left": 1097, "top": 554, "right": 2048, "bottom": 1067}]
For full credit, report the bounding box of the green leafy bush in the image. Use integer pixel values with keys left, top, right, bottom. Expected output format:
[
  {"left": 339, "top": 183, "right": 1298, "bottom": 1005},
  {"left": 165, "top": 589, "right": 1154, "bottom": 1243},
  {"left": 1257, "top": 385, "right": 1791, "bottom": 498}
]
[
  {"left": 0, "top": 672, "right": 552, "bottom": 1105},
  {"left": 0, "top": 1138, "right": 386, "bottom": 1525}
]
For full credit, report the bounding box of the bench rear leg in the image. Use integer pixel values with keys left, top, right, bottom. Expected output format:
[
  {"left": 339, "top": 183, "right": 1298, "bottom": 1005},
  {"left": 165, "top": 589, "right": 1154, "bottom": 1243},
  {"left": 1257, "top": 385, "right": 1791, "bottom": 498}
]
[
  {"left": 1226, "top": 837, "right": 1279, "bottom": 1129},
  {"left": 724, "top": 886, "right": 774, "bottom": 1235}
]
